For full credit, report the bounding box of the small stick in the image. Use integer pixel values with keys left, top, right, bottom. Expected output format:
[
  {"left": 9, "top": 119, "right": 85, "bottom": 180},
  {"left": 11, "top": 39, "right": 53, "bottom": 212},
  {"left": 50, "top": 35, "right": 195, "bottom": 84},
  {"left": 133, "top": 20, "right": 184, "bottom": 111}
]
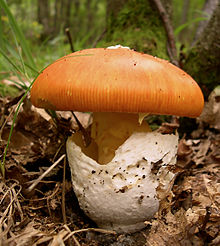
[
  {"left": 63, "top": 225, "right": 81, "bottom": 246},
  {"left": 0, "top": 107, "right": 14, "bottom": 140},
  {"left": 152, "top": 0, "right": 179, "bottom": 66},
  {"left": 71, "top": 112, "right": 91, "bottom": 147},
  {"left": 26, "top": 154, "right": 65, "bottom": 193},
  {"left": 62, "top": 156, "right": 67, "bottom": 224},
  {"left": 92, "top": 28, "right": 107, "bottom": 48},
  {"left": 0, "top": 93, "right": 24, "bottom": 140},
  {"left": 65, "top": 28, "right": 74, "bottom": 53}
]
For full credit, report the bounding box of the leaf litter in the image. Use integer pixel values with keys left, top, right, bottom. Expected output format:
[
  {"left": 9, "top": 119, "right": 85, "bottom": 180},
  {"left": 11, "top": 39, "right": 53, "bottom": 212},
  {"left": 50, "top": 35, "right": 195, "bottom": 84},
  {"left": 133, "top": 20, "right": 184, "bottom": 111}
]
[{"left": 0, "top": 88, "right": 219, "bottom": 246}]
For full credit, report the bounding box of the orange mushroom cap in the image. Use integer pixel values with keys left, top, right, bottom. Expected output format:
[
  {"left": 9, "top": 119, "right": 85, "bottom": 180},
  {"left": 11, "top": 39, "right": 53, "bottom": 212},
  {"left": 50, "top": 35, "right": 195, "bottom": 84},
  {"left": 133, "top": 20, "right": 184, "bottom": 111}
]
[{"left": 31, "top": 48, "right": 204, "bottom": 117}]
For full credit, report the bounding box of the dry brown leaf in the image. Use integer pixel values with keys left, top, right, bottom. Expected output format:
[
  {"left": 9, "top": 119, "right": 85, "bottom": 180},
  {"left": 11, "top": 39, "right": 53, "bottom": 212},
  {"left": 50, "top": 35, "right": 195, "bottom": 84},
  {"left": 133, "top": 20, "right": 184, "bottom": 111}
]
[
  {"left": 49, "top": 229, "right": 69, "bottom": 246},
  {"left": 4, "top": 221, "right": 44, "bottom": 246},
  {"left": 157, "top": 122, "right": 179, "bottom": 134},
  {"left": 192, "top": 139, "right": 211, "bottom": 165},
  {"left": 178, "top": 138, "right": 192, "bottom": 158}
]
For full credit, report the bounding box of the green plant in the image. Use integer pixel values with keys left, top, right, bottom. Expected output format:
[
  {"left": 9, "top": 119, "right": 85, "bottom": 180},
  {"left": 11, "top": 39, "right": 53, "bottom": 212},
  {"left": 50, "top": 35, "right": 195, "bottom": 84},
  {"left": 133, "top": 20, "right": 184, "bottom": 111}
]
[
  {"left": 0, "top": 82, "right": 34, "bottom": 178},
  {"left": 0, "top": 0, "right": 39, "bottom": 178},
  {"left": 174, "top": 16, "right": 208, "bottom": 36}
]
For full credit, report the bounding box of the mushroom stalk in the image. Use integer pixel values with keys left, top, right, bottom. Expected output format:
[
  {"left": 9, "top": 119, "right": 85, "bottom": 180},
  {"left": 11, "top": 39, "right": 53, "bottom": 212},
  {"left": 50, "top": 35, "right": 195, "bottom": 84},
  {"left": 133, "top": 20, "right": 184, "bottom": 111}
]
[
  {"left": 69, "top": 112, "right": 151, "bottom": 164},
  {"left": 91, "top": 112, "right": 151, "bottom": 164}
]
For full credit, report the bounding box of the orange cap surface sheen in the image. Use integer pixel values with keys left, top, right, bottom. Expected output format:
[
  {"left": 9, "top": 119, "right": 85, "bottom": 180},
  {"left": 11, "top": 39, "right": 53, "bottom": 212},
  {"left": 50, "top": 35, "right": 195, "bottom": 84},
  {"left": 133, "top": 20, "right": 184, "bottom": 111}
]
[{"left": 31, "top": 48, "right": 204, "bottom": 117}]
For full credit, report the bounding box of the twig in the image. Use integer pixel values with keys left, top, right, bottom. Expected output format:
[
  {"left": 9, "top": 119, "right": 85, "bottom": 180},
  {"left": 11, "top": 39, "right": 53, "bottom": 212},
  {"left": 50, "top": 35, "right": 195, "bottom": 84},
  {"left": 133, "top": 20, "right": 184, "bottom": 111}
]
[
  {"left": 152, "top": 0, "right": 179, "bottom": 66},
  {"left": 26, "top": 154, "right": 65, "bottom": 193},
  {"left": 12, "top": 187, "right": 23, "bottom": 221},
  {"left": 0, "top": 104, "right": 16, "bottom": 141},
  {"left": 0, "top": 181, "right": 22, "bottom": 226},
  {"left": 1, "top": 80, "right": 34, "bottom": 179},
  {"left": 63, "top": 225, "right": 81, "bottom": 246},
  {"left": 65, "top": 28, "right": 74, "bottom": 53},
  {"left": 92, "top": 28, "right": 107, "bottom": 48},
  {"left": 62, "top": 156, "right": 67, "bottom": 224},
  {"left": 28, "top": 184, "right": 60, "bottom": 202},
  {"left": 0, "top": 182, "right": 17, "bottom": 204},
  {"left": 52, "top": 142, "right": 65, "bottom": 163},
  {"left": 46, "top": 183, "right": 61, "bottom": 217},
  {"left": 71, "top": 112, "right": 91, "bottom": 147}
]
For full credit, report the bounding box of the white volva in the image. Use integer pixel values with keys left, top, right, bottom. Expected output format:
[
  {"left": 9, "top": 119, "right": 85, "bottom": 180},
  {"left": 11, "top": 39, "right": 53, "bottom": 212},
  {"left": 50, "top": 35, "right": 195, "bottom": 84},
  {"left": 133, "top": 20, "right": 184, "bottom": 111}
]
[{"left": 66, "top": 131, "right": 178, "bottom": 233}]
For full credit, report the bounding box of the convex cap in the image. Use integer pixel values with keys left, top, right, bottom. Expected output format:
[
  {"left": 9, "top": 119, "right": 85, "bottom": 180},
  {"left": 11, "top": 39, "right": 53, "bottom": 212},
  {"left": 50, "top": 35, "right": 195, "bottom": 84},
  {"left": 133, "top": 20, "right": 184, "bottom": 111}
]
[{"left": 31, "top": 48, "right": 204, "bottom": 117}]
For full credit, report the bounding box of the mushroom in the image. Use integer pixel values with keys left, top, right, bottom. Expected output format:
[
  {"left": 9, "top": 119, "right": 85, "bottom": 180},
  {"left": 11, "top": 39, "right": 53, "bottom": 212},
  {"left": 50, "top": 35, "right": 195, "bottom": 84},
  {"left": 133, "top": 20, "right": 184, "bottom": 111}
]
[{"left": 31, "top": 46, "right": 204, "bottom": 233}]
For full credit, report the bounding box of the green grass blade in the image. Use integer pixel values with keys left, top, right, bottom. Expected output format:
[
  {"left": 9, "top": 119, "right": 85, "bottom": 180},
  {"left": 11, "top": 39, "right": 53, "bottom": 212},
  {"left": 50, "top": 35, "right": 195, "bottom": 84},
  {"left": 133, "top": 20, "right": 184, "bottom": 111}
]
[
  {"left": 0, "top": 12, "right": 5, "bottom": 51},
  {"left": 174, "top": 17, "right": 208, "bottom": 36},
  {"left": 4, "top": 41, "right": 39, "bottom": 75},
  {"left": 23, "top": 62, "right": 39, "bottom": 75},
  {"left": 0, "top": 47, "right": 23, "bottom": 74},
  {"left": 0, "top": 58, "right": 29, "bottom": 89},
  {"left": 6, "top": 78, "right": 28, "bottom": 90},
  {"left": 0, "top": 78, "right": 35, "bottom": 178},
  {"left": 0, "top": 0, "right": 36, "bottom": 70}
]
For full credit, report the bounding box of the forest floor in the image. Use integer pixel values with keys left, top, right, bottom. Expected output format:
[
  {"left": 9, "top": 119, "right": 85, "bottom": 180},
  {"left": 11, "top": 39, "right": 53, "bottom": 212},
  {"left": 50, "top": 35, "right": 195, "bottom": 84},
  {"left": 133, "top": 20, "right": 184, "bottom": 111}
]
[{"left": 0, "top": 88, "right": 219, "bottom": 246}]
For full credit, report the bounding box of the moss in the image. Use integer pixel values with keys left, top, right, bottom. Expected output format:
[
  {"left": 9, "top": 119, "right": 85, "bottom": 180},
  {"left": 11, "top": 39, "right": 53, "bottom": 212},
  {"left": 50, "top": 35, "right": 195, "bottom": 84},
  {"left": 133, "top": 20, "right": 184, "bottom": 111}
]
[
  {"left": 184, "top": 46, "right": 220, "bottom": 97},
  {"left": 98, "top": 0, "right": 168, "bottom": 59},
  {"left": 183, "top": 5, "right": 220, "bottom": 97}
]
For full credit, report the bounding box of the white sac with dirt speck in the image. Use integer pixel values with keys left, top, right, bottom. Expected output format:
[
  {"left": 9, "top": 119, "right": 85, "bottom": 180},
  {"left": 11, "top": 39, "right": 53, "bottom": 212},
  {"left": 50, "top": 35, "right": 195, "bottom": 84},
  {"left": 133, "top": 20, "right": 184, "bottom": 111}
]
[{"left": 66, "top": 132, "right": 178, "bottom": 233}]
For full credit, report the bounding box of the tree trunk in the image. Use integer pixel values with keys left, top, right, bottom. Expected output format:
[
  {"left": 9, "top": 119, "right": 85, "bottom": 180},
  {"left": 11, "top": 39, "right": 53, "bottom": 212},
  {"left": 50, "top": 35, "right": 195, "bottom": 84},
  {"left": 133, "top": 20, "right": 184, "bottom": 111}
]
[
  {"left": 104, "top": 0, "right": 172, "bottom": 59},
  {"left": 37, "top": 0, "right": 51, "bottom": 40},
  {"left": 54, "top": 0, "right": 60, "bottom": 35},
  {"left": 179, "top": 0, "right": 190, "bottom": 42},
  {"left": 184, "top": 3, "right": 220, "bottom": 97},
  {"left": 193, "top": 0, "right": 218, "bottom": 44},
  {"left": 72, "top": 0, "right": 80, "bottom": 38},
  {"left": 64, "top": 0, "right": 72, "bottom": 29}
]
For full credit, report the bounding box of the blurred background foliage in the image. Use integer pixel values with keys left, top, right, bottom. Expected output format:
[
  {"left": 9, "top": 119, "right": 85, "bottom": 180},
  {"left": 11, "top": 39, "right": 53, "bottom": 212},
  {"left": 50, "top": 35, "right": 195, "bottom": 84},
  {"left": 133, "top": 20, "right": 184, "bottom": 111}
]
[{"left": 0, "top": 0, "right": 106, "bottom": 75}]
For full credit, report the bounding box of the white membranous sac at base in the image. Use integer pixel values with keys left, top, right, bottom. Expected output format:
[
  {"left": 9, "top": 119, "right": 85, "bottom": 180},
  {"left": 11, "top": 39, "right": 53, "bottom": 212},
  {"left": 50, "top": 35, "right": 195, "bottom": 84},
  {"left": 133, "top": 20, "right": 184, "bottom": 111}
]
[{"left": 67, "top": 130, "right": 178, "bottom": 232}]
